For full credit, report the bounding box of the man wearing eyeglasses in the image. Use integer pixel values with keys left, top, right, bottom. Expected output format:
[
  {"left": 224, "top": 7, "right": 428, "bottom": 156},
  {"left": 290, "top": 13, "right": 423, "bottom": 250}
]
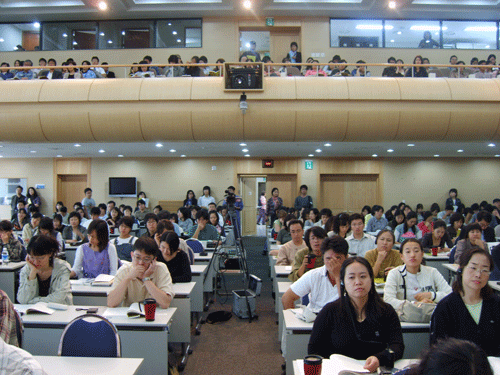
[{"left": 107, "top": 237, "right": 174, "bottom": 309}]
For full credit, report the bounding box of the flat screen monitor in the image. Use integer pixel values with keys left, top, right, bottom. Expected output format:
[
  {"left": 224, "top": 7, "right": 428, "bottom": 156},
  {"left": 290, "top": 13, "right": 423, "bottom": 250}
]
[{"left": 109, "top": 177, "right": 137, "bottom": 198}]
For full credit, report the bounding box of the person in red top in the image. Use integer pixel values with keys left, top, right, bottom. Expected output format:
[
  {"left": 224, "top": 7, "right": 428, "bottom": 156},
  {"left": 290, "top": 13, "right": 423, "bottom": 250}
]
[{"left": 418, "top": 211, "right": 434, "bottom": 237}]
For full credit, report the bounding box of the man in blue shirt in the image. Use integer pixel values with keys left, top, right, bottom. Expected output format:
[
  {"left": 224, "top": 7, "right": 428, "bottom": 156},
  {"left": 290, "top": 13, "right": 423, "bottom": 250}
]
[
  {"left": 14, "top": 60, "right": 34, "bottom": 80},
  {"left": 223, "top": 186, "right": 244, "bottom": 236}
]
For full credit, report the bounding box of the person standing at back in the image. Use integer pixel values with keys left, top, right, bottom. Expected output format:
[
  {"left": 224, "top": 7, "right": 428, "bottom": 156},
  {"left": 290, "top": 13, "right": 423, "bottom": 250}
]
[
  {"left": 81, "top": 188, "right": 95, "bottom": 219},
  {"left": 294, "top": 185, "right": 313, "bottom": 213}
]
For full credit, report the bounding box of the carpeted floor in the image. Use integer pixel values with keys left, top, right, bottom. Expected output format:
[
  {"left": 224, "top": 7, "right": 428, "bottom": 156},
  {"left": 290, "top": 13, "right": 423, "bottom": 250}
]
[{"left": 170, "top": 245, "right": 284, "bottom": 375}]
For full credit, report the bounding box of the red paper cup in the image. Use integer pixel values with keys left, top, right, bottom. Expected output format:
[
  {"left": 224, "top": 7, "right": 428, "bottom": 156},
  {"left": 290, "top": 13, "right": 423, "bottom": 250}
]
[
  {"left": 304, "top": 355, "right": 322, "bottom": 375},
  {"left": 431, "top": 247, "right": 438, "bottom": 256},
  {"left": 144, "top": 298, "right": 156, "bottom": 321}
]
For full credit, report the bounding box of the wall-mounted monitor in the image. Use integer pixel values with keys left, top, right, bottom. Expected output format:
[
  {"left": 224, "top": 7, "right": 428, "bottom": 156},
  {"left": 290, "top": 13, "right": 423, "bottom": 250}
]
[{"left": 109, "top": 177, "right": 137, "bottom": 198}]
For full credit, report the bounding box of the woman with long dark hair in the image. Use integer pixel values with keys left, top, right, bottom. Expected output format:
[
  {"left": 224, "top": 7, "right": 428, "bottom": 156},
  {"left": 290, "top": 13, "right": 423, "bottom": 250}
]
[
  {"left": 394, "top": 211, "right": 422, "bottom": 244},
  {"left": 308, "top": 257, "right": 404, "bottom": 371}
]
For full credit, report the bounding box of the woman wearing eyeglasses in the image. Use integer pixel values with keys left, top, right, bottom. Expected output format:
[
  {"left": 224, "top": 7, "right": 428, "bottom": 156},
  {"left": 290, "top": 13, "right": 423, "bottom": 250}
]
[{"left": 430, "top": 247, "right": 500, "bottom": 356}]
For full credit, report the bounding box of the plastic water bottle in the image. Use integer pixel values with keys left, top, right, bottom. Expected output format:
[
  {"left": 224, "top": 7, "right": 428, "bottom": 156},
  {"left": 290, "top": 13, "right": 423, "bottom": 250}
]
[{"left": 1, "top": 248, "right": 9, "bottom": 265}]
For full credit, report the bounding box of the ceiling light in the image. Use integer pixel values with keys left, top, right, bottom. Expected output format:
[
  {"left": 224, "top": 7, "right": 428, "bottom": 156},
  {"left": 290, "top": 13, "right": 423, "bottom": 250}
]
[
  {"left": 243, "top": 0, "right": 252, "bottom": 9},
  {"left": 156, "top": 143, "right": 163, "bottom": 148},
  {"left": 397, "top": 31, "right": 402, "bottom": 35},
  {"left": 122, "top": 31, "right": 126, "bottom": 36},
  {"left": 72, "top": 41, "right": 78, "bottom": 45},
  {"left": 56, "top": 155, "right": 62, "bottom": 158},
  {"left": 356, "top": 25, "right": 383, "bottom": 30},
  {"left": 324, "top": 143, "right": 331, "bottom": 147},
  {"left": 372, "top": 154, "right": 378, "bottom": 157},
  {"left": 488, "top": 143, "right": 496, "bottom": 147},
  {"left": 245, "top": 43, "right": 250, "bottom": 49},
  {"left": 407, "top": 144, "right": 415, "bottom": 147},
  {"left": 242, "top": 149, "right": 249, "bottom": 152},
  {"left": 239, "top": 143, "right": 247, "bottom": 146},
  {"left": 30, "top": 150, "right": 36, "bottom": 153},
  {"left": 168, "top": 23, "right": 172, "bottom": 26},
  {"left": 464, "top": 26, "right": 497, "bottom": 32},
  {"left": 177, "top": 39, "right": 182, "bottom": 43},
  {"left": 99, "top": 149, "right": 105, "bottom": 153},
  {"left": 410, "top": 26, "right": 446, "bottom": 31},
  {"left": 388, "top": 1, "right": 396, "bottom": 9},
  {"left": 434, "top": 154, "right": 440, "bottom": 157},
  {"left": 172, "top": 31, "right": 177, "bottom": 35},
  {"left": 457, "top": 149, "right": 464, "bottom": 153},
  {"left": 245, "top": 154, "right": 250, "bottom": 157},
  {"left": 169, "top": 149, "right": 176, "bottom": 153},
  {"left": 486, "top": 45, "right": 491, "bottom": 49},
  {"left": 387, "top": 149, "right": 394, "bottom": 153},
  {"left": 181, "top": 154, "right": 186, "bottom": 158},
  {"left": 33, "top": 22, "right": 40, "bottom": 28},
  {"left": 308, "top": 154, "right": 314, "bottom": 157},
  {"left": 0, "top": 155, "right": 4, "bottom": 158},
  {"left": 99, "top": 32, "right": 105, "bottom": 36},
  {"left": 390, "top": 40, "right": 395, "bottom": 43},
  {"left": 0, "top": 38, "right": 4, "bottom": 43},
  {"left": 495, "top": 155, "right": 500, "bottom": 158},
  {"left": 74, "top": 144, "right": 81, "bottom": 147},
  {"left": 315, "top": 149, "right": 322, "bottom": 153},
  {"left": 118, "top": 155, "right": 124, "bottom": 157},
  {"left": 97, "top": 1, "right": 108, "bottom": 11},
  {"left": 107, "top": 40, "right": 112, "bottom": 44},
  {"left": 62, "top": 33, "right": 67, "bottom": 38}
]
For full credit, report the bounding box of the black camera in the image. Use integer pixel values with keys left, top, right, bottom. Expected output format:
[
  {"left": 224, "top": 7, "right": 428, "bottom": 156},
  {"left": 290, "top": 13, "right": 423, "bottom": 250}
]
[
  {"left": 231, "top": 68, "right": 257, "bottom": 89},
  {"left": 225, "top": 189, "right": 236, "bottom": 206}
]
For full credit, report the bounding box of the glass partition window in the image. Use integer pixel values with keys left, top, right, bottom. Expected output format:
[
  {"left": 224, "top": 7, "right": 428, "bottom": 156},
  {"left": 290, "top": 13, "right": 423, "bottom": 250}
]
[
  {"left": 385, "top": 20, "right": 441, "bottom": 49},
  {"left": 156, "top": 19, "right": 202, "bottom": 48},
  {"left": 330, "top": 19, "right": 383, "bottom": 48},
  {"left": 42, "top": 22, "right": 97, "bottom": 50},
  {"left": 442, "top": 21, "right": 497, "bottom": 50},
  {"left": 0, "top": 23, "right": 40, "bottom": 52},
  {"left": 99, "top": 20, "right": 154, "bottom": 49}
]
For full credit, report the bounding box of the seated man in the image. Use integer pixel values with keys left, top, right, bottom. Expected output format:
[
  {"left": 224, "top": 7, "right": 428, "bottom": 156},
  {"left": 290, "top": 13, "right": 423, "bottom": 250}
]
[
  {"left": 134, "top": 199, "right": 150, "bottom": 223},
  {"left": 107, "top": 237, "right": 174, "bottom": 309},
  {"left": 346, "top": 213, "right": 375, "bottom": 257},
  {"left": 187, "top": 209, "right": 219, "bottom": 241},
  {"left": 83, "top": 207, "right": 101, "bottom": 229},
  {"left": 0, "top": 220, "right": 26, "bottom": 262},
  {"left": 14, "top": 60, "right": 34, "bottom": 80},
  {"left": 437, "top": 205, "right": 454, "bottom": 225},
  {"left": 282, "top": 236, "right": 348, "bottom": 313},
  {"left": 275, "top": 219, "right": 306, "bottom": 266}
]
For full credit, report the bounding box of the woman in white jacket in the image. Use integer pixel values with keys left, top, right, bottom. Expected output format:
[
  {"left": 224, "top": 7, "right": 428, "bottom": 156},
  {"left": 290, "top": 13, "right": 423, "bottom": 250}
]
[{"left": 384, "top": 238, "right": 452, "bottom": 310}]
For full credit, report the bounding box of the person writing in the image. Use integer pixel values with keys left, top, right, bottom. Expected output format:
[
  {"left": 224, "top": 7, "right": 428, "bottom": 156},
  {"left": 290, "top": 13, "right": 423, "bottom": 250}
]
[
  {"left": 308, "top": 257, "right": 404, "bottom": 371},
  {"left": 107, "top": 237, "right": 175, "bottom": 309},
  {"left": 384, "top": 239, "right": 452, "bottom": 310},
  {"left": 364, "top": 230, "right": 403, "bottom": 279},
  {"left": 282, "top": 236, "right": 348, "bottom": 313},
  {"left": 430, "top": 247, "right": 500, "bottom": 356},
  {"left": 17, "top": 235, "right": 73, "bottom": 305}
]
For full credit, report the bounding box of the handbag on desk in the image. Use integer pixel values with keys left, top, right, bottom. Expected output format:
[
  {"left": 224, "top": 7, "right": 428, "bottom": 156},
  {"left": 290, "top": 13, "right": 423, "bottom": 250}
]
[{"left": 397, "top": 300, "right": 435, "bottom": 323}]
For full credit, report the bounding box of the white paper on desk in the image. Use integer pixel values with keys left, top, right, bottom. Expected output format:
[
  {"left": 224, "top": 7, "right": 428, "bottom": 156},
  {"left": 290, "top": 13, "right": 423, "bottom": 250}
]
[
  {"left": 284, "top": 266, "right": 292, "bottom": 272},
  {"left": 329, "top": 354, "right": 372, "bottom": 374},
  {"left": 70, "top": 278, "right": 93, "bottom": 285},
  {"left": 15, "top": 302, "right": 55, "bottom": 315},
  {"left": 488, "top": 357, "right": 500, "bottom": 375}
]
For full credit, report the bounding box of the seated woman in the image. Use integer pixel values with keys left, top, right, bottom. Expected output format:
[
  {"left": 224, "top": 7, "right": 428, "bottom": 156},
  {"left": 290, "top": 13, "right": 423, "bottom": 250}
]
[
  {"left": 62, "top": 211, "right": 88, "bottom": 246},
  {"left": 384, "top": 239, "right": 452, "bottom": 310},
  {"left": 11, "top": 208, "right": 28, "bottom": 231},
  {"left": 183, "top": 190, "right": 197, "bottom": 208},
  {"left": 447, "top": 212, "right": 464, "bottom": 243},
  {"left": 308, "top": 257, "right": 404, "bottom": 371},
  {"left": 106, "top": 207, "right": 122, "bottom": 232},
  {"left": 289, "top": 227, "right": 328, "bottom": 282},
  {"left": 38, "top": 217, "right": 64, "bottom": 252},
  {"left": 394, "top": 212, "right": 422, "bottom": 244},
  {"left": 276, "top": 214, "right": 296, "bottom": 245},
  {"left": 17, "top": 235, "right": 72, "bottom": 305},
  {"left": 177, "top": 207, "right": 194, "bottom": 234},
  {"left": 134, "top": 61, "right": 156, "bottom": 78},
  {"left": 454, "top": 223, "right": 488, "bottom": 264},
  {"left": 330, "top": 213, "right": 350, "bottom": 238},
  {"left": 70, "top": 220, "right": 118, "bottom": 279},
  {"left": 304, "top": 208, "right": 319, "bottom": 228},
  {"left": 0, "top": 220, "right": 25, "bottom": 262},
  {"left": 53, "top": 214, "right": 66, "bottom": 234},
  {"left": 405, "top": 55, "right": 428, "bottom": 77},
  {"left": 388, "top": 209, "right": 405, "bottom": 231},
  {"left": 364, "top": 230, "right": 403, "bottom": 279},
  {"left": 417, "top": 211, "right": 434, "bottom": 237},
  {"left": 430, "top": 247, "right": 500, "bottom": 356},
  {"left": 421, "top": 220, "right": 453, "bottom": 253},
  {"left": 157, "top": 232, "right": 192, "bottom": 283},
  {"left": 209, "top": 210, "right": 225, "bottom": 237},
  {"left": 112, "top": 217, "right": 138, "bottom": 262},
  {"left": 273, "top": 209, "right": 287, "bottom": 239},
  {"left": 63, "top": 61, "right": 81, "bottom": 79}
]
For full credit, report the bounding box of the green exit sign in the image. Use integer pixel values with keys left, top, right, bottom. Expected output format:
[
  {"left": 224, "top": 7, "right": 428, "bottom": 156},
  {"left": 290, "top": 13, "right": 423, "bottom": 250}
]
[
  {"left": 266, "top": 17, "right": 274, "bottom": 26},
  {"left": 305, "top": 160, "right": 313, "bottom": 170}
]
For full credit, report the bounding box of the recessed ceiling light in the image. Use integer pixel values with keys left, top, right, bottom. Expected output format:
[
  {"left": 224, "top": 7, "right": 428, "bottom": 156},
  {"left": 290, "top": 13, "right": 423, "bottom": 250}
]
[
  {"left": 390, "top": 39, "right": 395, "bottom": 43},
  {"left": 244, "top": 154, "right": 250, "bottom": 157},
  {"left": 434, "top": 154, "right": 440, "bottom": 157},
  {"left": 62, "top": 33, "right": 67, "bottom": 38},
  {"left": 397, "top": 31, "right": 402, "bottom": 35},
  {"left": 388, "top": 1, "right": 396, "bottom": 9},
  {"left": 30, "top": 150, "right": 36, "bottom": 153},
  {"left": 181, "top": 154, "right": 186, "bottom": 158},
  {"left": 495, "top": 155, "right": 500, "bottom": 157},
  {"left": 74, "top": 144, "right": 81, "bottom": 147},
  {"left": 242, "top": 149, "right": 249, "bottom": 152},
  {"left": 172, "top": 31, "right": 177, "bottom": 35},
  {"left": 99, "top": 149, "right": 105, "bottom": 153},
  {"left": 243, "top": 0, "right": 252, "bottom": 9},
  {"left": 169, "top": 149, "right": 176, "bottom": 153},
  {"left": 72, "top": 41, "right": 78, "bottom": 45},
  {"left": 56, "top": 155, "right": 62, "bottom": 158},
  {"left": 97, "top": 1, "right": 108, "bottom": 11},
  {"left": 156, "top": 143, "right": 163, "bottom": 148},
  {"left": 372, "top": 154, "right": 378, "bottom": 157},
  {"left": 488, "top": 143, "right": 496, "bottom": 147},
  {"left": 177, "top": 39, "right": 182, "bottom": 43},
  {"left": 387, "top": 149, "right": 394, "bottom": 153},
  {"left": 407, "top": 144, "right": 415, "bottom": 147},
  {"left": 324, "top": 143, "right": 331, "bottom": 147},
  {"left": 308, "top": 154, "right": 314, "bottom": 157},
  {"left": 168, "top": 23, "right": 172, "bottom": 26},
  {"left": 99, "top": 32, "right": 105, "bottom": 36},
  {"left": 0, "top": 155, "right": 4, "bottom": 158},
  {"left": 239, "top": 143, "right": 247, "bottom": 146},
  {"left": 0, "top": 38, "right": 4, "bottom": 43},
  {"left": 315, "top": 149, "right": 322, "bottom": 153},
  {"left": 33, "top": 22, "right": 40, "bottom": 28},
  {"left": 118, "top": 155, "right": 124, "bottom": 158},
  {"left": 107, "top": 40, "right": 112, "bottom": 44},
  {"left": 457, "top": 149, "right": 464, "bottom": 153},
  {"left": 122, "top": 31, "right": 126, "bottom": 36}
]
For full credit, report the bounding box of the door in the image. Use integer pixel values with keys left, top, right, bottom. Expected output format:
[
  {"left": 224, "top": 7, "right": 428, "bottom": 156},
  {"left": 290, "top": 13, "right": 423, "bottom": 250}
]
[
  {"left": 57, "top": 175, "right": 88, "bottom": 209},
  {"left": 270, "top": 29, "right": 301, "bottom": 64},
  {"left": 240, "top": 176, "right": 260, "bottom": 236},
  {"left": 265, "top": 174, "right": 297, "bottom": 209},
  {"left": 22, "top": 31, "right": 39, "bottom": 51},
  {"left": 320, "top": 174, "right": 379, "bottom": 214}
]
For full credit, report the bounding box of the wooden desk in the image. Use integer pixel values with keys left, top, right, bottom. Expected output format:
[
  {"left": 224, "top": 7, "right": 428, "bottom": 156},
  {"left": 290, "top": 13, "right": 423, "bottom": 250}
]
[
  {"left": 0, "top": 261, "right": 25, "bottom": 303},
  {"left": 423, "top": 253, "right": 450, "bottom": 279},
  {"left": 283, "top": 309, "right": 429, "bottom": 375},
  {"left": 34, "top": 356, "right": 144, "bottom": 375},
  {"left": 18, "top": 305, "right": 175, "bottom": 375}
]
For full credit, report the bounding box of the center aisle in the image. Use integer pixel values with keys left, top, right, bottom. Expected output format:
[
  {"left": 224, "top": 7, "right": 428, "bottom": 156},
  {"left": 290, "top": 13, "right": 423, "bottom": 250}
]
[{"left": 179, "top": 244, "right": 283, "bottom": 375}]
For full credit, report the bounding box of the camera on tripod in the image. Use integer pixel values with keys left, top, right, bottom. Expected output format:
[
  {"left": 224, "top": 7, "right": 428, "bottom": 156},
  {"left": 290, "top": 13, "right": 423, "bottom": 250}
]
[{"left": 224, "top": 189, "right": 236, "bottom": 208}]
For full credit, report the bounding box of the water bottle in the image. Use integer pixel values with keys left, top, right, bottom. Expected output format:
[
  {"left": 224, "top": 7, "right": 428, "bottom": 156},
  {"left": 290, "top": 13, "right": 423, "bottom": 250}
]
[{"left": 1, "top": 248, "right": 9, "bottom": 265}]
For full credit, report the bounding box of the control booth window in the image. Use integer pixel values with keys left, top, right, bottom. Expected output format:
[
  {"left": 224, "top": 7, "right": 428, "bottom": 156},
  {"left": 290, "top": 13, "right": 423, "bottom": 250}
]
[
  {"left": 156, "top": 19, "right": 202, "bottom": 48},
  {"left": 42, "top": 22, "right": 97, "bottom": 50},
  {"left": 442, "top": 20, "right": 497, "bottom": 50},
  {"left": 385, "top": 20, "right": 441, "bottom": 49},
  {"left": 330, "top": 19, "right": 383, "bottom": 48},
  {"left": 0, "top": 23, "right": 40, "bottom": 52}
]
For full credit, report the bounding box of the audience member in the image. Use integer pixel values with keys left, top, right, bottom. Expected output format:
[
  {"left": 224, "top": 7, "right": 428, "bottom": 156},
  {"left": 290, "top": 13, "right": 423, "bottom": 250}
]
[
  {"left": 455, "top": 223, "right": 487, "bottom": 263},
  {"left": 365, "top": 205, "right": 388, "bottom": 233},
  {"left": 294, "top": 185, "right": 313, "bottom": 212},
  {"left": 113, "top": 216, "right": 138, "bottom": 262},
  {"left": 421, "top": 219, "right": 453, "bottom": 253},
  {"left": 275, "top": 220, "right": 306, "bottom": 265},
  {"left": 0, "top": 220, "right": 25, "bottom": 262},
  {"left": 0, "top": 290, "right": 20, "bottom": 346},
  {"left": 394, "top": 212, "right": 422, "bottom": 243},
  {"left": 364, "top": 230, "right": 403, "bottom": 279},
  {"left": 157, "top": 232, "right": 192, "bottom": 283},
  {"left": 289, "top": 227, "right": 327, "bottom": 281},
  {"left": 198, "top": 186, "right": 216, "bottom": 209},
  {"left": 188, "top": 209, "right": 219, "bottom": 241},
  {"left": 22, "top": 212, "right": 42, "bottom": 245},
  {"left": 346, "top": 213, "right": 376, "bottom": 257},
  {"left": 62, "top": 211, "right": 88, "bottom": 246}
]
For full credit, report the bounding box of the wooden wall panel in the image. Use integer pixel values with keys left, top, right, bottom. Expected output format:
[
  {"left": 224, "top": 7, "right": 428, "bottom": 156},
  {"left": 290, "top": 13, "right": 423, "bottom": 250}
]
[
  {"left": 236, "top": 159, "right": 298, "bottom": 174},
  {"left": 319, "top": 159, "right": 382, "bottom": 175},
  {"left": 54, "top": 158, "right": 91, "bottom": 175}
]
